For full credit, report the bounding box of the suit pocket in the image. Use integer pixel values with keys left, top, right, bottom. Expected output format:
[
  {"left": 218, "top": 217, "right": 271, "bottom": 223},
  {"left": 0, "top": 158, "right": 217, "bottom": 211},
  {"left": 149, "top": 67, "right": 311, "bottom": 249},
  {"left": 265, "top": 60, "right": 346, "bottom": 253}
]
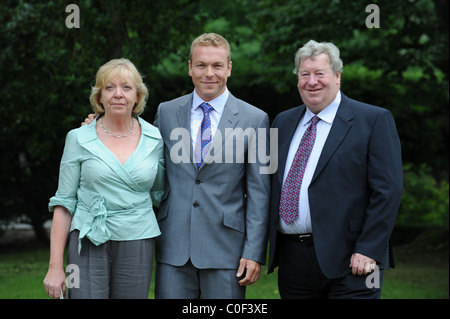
[{"left": 223, "top": 211, "right": 245, "bottom": 233}]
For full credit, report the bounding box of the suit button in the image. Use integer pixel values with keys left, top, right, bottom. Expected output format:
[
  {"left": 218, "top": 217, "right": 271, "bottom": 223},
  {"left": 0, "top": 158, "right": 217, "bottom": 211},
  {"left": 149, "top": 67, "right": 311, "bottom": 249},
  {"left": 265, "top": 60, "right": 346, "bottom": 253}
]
[
  {"left": 195, "top": 179, "right": 201, "bottom": 184},
  {"left": 193, "top": 202, "right": 199, "bottom": 208}
]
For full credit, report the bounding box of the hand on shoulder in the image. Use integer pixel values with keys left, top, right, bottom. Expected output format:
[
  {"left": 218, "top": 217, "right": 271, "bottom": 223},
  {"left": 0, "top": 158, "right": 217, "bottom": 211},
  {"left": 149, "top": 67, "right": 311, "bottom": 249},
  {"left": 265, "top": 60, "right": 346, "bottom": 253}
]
[{"left": 81, "top": 113, "right": 97, "bottom": 126}]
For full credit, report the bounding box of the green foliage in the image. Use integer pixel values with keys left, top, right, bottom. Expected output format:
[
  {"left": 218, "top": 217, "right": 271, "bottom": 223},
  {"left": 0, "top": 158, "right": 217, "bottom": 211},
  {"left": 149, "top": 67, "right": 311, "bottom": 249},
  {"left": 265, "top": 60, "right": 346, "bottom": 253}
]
[
  {"left": 0, "top": 0, "right": 206, "bottom": 239},
  {"left": 0, "top": 0, "right": 448, "bottom": 242},
  {"left": 248, "top": 0, "right": 449, "bottom": 178},
  {"left": 398, "top": 164, "right": 449, "bottom": 227}
]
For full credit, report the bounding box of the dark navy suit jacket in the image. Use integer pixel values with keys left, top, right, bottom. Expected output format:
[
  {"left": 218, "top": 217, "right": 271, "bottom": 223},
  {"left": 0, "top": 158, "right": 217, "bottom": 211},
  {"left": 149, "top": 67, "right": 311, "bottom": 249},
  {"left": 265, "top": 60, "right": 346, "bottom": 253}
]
[{"left": 268, "top": 93, "right": 403, "bottom": 278}]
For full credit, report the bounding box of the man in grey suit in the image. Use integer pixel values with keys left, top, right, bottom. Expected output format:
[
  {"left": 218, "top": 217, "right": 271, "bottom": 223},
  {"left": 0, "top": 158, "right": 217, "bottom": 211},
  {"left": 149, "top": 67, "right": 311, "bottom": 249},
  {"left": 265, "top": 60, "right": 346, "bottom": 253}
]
[{"left": 154, "top": 33, "right": 270, "bottom": 298}]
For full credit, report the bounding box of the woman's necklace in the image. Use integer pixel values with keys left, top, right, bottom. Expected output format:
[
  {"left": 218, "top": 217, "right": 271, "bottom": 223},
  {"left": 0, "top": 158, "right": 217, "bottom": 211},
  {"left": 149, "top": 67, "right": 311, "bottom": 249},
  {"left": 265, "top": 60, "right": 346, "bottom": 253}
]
[{"left": 100, "top": 117, "right": 135, "bottom": 138}]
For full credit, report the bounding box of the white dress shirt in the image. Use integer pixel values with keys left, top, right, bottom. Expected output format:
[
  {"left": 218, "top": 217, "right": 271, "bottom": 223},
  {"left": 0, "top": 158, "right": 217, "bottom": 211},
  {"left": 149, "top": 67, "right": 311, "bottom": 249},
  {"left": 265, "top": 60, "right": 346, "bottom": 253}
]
[
  {"left": 278, "top": 91, "right": 341, "bottom": 234},
  {"left": 190, "top": 88, "right": 229, "bottom": 150}
]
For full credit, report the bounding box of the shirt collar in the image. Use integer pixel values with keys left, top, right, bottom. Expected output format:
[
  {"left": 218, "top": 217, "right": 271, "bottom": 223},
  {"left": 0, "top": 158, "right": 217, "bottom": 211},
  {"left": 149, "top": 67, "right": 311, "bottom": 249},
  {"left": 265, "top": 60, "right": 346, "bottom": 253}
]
[
  {"left": 304, "top": 90, "right": 341, "bottom": 126},
  {"left": 192, "top": 88, "right": 229, "bottom": 114}
]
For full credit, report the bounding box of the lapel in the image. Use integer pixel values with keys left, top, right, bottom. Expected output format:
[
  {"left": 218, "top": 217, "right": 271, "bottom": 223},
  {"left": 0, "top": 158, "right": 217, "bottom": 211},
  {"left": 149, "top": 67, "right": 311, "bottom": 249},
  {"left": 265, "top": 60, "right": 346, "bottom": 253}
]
[
  {"left": 175, "top": 94, "right": 197, "bottom": 169},
  {"left": 277, "top": 106, "right": 305, "bottom": 185},
  {"left": 128, "top": 117, "right": 163, "bottom": 169},
  {"left": 176, "top": 94, "right": 193, "bottom": 132},
  {"left": 77, "top": 117, "right": 106, "bottom": 159},
  {"left": 310, "top": 93, "right": 354, "bottom": 184}
]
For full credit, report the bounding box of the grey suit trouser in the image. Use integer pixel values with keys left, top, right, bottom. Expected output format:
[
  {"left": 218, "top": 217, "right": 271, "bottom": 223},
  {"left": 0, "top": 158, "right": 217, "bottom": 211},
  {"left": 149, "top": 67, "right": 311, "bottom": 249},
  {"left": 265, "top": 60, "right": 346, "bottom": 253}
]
[
  {"left": 155, "top": 260, "right": 246, "bottom": 299},
  {"left": 67, "top": 230, "right": 154, "bottom": 299}
]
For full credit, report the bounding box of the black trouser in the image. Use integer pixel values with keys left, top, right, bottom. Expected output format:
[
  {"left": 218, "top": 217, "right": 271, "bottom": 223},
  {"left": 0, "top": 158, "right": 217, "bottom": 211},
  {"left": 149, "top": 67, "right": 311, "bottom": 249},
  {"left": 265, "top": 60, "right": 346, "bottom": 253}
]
[{"left": 277, "top": 232, "right": 382, "bottom": 299}]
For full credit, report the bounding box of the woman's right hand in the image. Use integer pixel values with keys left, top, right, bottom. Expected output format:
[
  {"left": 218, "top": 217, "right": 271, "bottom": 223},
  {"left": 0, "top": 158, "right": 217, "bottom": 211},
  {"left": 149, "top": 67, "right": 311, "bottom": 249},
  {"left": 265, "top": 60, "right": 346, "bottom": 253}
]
[
  {"left": 43, "top": 267, "right": 67, "bottom": 299},
  {"left": 44, "top": 207, "right": 72, "bottom": 298}
]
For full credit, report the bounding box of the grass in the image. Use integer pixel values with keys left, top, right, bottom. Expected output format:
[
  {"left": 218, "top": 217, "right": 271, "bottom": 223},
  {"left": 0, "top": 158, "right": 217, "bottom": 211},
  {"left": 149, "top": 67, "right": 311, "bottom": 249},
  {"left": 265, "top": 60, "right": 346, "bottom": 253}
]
[
  {"left": 380, "top": 234, "right": 449, "bottom": 299},
  {"left": 0, "top": 236, "right": 448, "bottom": 299},
  {"left": 248, "top": 240, "right": 449, "bottom": 299},
  {"left": 0, "top": 244, "right": 50, "bottom": 299}
]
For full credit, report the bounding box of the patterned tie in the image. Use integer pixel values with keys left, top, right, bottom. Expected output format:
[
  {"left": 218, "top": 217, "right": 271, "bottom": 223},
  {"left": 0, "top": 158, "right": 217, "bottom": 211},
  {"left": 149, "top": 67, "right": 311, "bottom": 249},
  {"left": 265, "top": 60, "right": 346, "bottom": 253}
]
[
  {"left": 279, "top": 116, "right": 320, "bottom": 224},
  {"left": 195, "top": 102, "right": 214, "bottom": 169}
]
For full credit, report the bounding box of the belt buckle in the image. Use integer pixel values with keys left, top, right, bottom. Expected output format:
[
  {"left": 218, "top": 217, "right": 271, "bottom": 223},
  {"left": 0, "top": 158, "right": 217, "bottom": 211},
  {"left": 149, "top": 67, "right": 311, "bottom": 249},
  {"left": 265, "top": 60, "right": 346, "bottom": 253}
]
[{"left": 298, "top": 233, "right": 311, "bottom": 245}]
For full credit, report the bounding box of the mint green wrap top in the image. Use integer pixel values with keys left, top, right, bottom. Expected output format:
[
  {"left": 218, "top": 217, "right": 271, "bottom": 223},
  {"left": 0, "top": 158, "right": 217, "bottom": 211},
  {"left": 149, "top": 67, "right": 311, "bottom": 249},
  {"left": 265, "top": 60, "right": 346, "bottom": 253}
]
[{"left": 49, "top": 117, "right": 165, "bottom": 253}]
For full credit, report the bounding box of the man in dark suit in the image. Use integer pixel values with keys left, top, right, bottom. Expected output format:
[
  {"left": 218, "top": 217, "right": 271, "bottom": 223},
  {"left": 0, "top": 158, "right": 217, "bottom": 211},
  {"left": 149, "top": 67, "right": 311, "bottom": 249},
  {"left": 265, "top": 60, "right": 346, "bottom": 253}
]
[{"left": 268, "top": 40, "right": 403, "bottom": 298}]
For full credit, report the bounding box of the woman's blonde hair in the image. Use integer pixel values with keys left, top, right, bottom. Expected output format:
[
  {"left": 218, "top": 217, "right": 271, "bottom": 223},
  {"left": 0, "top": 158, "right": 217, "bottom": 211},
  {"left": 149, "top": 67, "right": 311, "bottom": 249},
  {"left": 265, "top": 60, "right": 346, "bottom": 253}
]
[{"left": 89, "top": 58, "right": 148, "bottom": 116}]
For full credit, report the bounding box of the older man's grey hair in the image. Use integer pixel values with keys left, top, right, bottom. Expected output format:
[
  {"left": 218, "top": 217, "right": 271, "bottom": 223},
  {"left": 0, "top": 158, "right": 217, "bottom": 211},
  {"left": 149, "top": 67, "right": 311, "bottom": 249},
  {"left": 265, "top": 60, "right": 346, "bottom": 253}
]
[{"left": 293, "top": 40, "right": 344, "bottom": 75}]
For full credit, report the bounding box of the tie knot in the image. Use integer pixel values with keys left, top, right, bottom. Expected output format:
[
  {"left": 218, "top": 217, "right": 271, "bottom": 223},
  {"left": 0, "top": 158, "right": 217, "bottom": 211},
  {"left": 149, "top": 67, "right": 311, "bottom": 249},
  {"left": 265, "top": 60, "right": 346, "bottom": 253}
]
[
  {"left": 199, "top": 102, "right": 213, "bottom": 114},
  {"left": 310, "top": 116, "right": 320, "bottom": 126}
]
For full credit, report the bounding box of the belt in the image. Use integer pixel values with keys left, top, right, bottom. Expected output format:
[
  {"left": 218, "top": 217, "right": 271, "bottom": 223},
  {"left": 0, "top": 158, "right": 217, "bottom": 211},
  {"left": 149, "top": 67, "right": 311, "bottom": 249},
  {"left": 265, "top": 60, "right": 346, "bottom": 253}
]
[{"left": 279, "top": 232, "right": 314, "bottom": 245}]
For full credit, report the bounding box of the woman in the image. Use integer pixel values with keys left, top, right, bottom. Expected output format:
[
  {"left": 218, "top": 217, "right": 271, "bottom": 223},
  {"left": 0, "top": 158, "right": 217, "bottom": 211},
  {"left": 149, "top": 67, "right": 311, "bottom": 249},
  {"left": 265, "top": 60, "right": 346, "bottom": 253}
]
[{"left": 43, "top": 59, "right": 165, "bottom": 299}]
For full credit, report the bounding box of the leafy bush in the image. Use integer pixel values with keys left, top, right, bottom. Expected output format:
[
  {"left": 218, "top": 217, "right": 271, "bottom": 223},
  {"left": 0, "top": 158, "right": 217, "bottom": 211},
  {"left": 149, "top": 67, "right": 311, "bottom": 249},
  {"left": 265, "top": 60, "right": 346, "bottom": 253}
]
[{"left": 397, "top": 163, "right": 449, "bottom": 228}]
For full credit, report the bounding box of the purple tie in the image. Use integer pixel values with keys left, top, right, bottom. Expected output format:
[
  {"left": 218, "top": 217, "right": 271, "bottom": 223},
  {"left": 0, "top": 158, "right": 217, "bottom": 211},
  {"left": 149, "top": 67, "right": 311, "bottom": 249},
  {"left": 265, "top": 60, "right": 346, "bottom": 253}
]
[
  {"left": 279, "top": 116, "right": 320, "bottom": 224},
  {"left": 195, "top": 102, "right": 213, "bottom": 169}
]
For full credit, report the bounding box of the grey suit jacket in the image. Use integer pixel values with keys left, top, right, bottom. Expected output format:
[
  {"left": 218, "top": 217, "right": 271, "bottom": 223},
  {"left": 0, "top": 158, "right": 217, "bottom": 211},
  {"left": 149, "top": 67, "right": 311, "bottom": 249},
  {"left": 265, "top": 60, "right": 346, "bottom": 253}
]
[{"left": 154, "top": 92, "right": 270, "bottom": 269}]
